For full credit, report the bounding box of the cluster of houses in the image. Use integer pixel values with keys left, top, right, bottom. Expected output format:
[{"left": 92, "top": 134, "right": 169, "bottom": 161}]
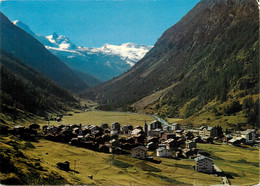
[
  {"left": 1, "top": 119, "right": 257, "bottom": 175},
  {"left": 223, "top": 129, "right": 256, "bottom": 146}
]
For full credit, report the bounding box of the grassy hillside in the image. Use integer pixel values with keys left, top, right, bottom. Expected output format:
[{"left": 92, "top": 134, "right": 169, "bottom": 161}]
[
  {"left": 25, "top": 139, "right": 221, "bottom": 185},
  {"left": 0, "top": 136, "right": 68, "bottom": 185},
  {"left": 4, "top": 139, "right": 256, "bottom": 185}
]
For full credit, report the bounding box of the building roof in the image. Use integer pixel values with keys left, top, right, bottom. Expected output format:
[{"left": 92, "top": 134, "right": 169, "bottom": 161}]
[
  {"left": 199, "top": 126, "right": 205, "bottom": 130},
  {"left": 207, "top": 126, "right": 214, "bottom": 131},
  {"left": 165, "top": 138, "right": 175, "bottom": 143},
  {"left": 194, "top": 155, "right": 212, "bottom": 162},
  {"left": 131, "top": 129, "right": 142, "bottom": 135},
  {"left": 132, "top": 146, "right": 148, "bottom": 151},
  {"left": 241, "top": 129, "right": 255, "bottom": 135},
  {"left": 156, "top": 148, "right": 169, "bottom": 152}
]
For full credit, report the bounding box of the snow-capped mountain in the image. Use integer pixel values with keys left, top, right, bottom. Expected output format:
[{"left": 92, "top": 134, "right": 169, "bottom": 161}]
[
  {"left": 46, "top": 33, "right": 77, "bottom": 50},
  {"left": 13, "top": 20, "right": 152, "bottom": 82},
  {"left": 89, "top": 43, "right": 152, "bottom": 67}
]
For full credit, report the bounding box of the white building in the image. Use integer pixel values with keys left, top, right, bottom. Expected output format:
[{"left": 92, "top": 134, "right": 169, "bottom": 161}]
[
  {"left": 241, "top": 129, "right": 256, "bottom": 144},
  {"left": 156, "top": 148, "right": 172, "bottom": 157},
  {"left": 194, "top": 155, "right": 214, "bottom": 173}
]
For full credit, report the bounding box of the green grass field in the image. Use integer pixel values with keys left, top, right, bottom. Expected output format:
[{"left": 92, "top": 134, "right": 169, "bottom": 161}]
[
  {"left": 197, "top": 143, "right": 259, "bottom": 185},
  {"left": 2, "top": 136, "right": 258, "bottom": 185},
  {"left": 26, "top": 140, "right": 221, "bottom": 185},
  {"left": 42, "top": 110, "right": 155, "bottom": 128}
]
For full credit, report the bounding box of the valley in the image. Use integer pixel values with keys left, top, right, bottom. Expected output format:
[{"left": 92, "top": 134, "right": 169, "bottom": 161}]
[{"left": 0, "top": 0, "right": 259, "bottom": 185}]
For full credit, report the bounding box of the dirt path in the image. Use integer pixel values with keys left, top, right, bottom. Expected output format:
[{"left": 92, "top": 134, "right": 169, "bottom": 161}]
[{"left": 214, "top": 165, "right": 230, "bottom": 185}]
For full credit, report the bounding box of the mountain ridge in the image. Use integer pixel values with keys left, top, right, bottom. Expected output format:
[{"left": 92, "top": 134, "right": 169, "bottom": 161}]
[
  {"left": 13, "top": 20, "right": 152, "bottom": 82},
  {"left": 0, "top": 12, "right": 88, "bottom": 92},
  {"left": 86, "top": 0, "right": 259, "bottom": 126}
]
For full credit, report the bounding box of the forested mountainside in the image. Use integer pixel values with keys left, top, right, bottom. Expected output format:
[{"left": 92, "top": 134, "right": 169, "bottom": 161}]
[
  {"left": 0, "top": 12, "right": 88, "bottom": 92},
  {"left": 87, "top": 0, "right": 259, "bottom": 126},
  {"left": 0, "top": 49, "right": 79, "bottom": 118}
]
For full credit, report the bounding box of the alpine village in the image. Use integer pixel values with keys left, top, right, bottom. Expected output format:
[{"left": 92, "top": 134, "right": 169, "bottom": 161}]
[{"left": 0, "top": 0, "right": 259, "bottom": 185}]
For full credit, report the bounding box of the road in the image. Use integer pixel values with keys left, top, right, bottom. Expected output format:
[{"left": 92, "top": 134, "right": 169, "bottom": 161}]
[{"left": 152, "top": 115, "right": 171, "bottom": 127}]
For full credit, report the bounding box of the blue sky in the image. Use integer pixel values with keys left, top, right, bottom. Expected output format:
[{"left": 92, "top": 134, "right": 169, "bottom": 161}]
[{"left": 0, "top": 0, "right": 200, "bottom": 47}]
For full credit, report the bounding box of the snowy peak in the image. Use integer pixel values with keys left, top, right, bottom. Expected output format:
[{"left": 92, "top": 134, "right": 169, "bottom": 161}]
[
  {"left": 46, "top": 33, "right": 77, "bottom": 50},
  {"left": 92, "top": 43, "right": 153, "bottom": 67},
  {"left": 13, "top": 20, "right": 34, "bottom": 35}
]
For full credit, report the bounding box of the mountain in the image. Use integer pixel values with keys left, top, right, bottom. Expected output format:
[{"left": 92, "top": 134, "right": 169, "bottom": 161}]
[
  {"left": 46, "top": 42, "right": 152, "bottom": 81},
  {"left": 0, "top": 12, "right": 88, "bottom": 92},
  {"left": 0, "top": 49, "right": 79, "bottom": 117},
  {"left": 87, "top": 0, "right": 259, "bottom": 125},
  {"left": 13, "top": 21, "right": 152, "bottom": 82}
]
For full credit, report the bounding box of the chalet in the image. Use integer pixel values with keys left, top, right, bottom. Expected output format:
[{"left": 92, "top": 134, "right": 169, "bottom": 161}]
[
  {"left": 131, "top": 146, "right": 148, "bottom": 159},
  {"left": 199, "top": 126, "right": 217, "bottom": 138},
  {"left": 111, "top": 122, "right": 120, "bottom": 132},
  {"left": 161, "top": 133, "right": 176, "bottom": 140},
  {"left": 171, "top": 123, "right": 182, "bottom": 131},
  {"left": 195, "top": 155, "right": 214, "bottom": 173},
  {"left": 156, "top": 148, "right": 172, "bottom": 158},
  {"left": 148, "top": 120, "right": 162, "bottom": 131},
  {"left": 186, "top": 141, "right": 196, "bottom": 149},
  {"left": 241, "top": 129, "right": 256, "bottom": 144}
]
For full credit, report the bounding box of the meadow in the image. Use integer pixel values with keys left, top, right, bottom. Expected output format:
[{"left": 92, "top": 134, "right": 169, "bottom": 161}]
[
  {"left": 1, "top": 135, "right": 258, "bottom": 185},
  {"left": 42, "top": 110, "right": 155, "bottom": 128},
  {"left": 197, "top": 143, "right": 259, "bottom": 185},
  {"left": 26, "top": 140, "right": 221, "bottom": 185}
]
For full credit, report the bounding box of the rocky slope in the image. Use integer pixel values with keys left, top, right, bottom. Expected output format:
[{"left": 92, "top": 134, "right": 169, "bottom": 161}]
[{"left": 87, "top": 0, "right": 259, "bottom": 125}]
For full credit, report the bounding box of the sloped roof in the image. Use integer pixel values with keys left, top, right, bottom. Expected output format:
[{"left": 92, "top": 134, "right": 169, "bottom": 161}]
[
  {"left": 195, "top": 155, "right": 212, "bottom": 162},
  {"left": 132, "top": 146, "right": 148, "bottom": 151},
  {"left": 207, "top": 126, "right": 214, "bottom": 131},
  {"left": 156, "top": 148, "right": 169, "bottom": 152},
  {"left": 131, "top": 128, "right": 142, "bottom": 135},
  {"left": 199, "top": 126, "right": 205, "bottom": 130}
]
